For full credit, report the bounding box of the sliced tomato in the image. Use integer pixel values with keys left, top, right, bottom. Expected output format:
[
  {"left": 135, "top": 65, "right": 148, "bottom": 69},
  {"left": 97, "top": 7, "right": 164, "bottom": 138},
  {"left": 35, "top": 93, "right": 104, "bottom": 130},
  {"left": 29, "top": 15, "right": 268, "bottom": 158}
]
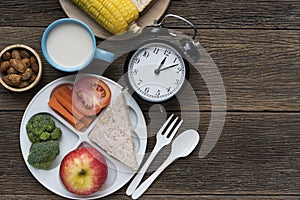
[{"left": 72, "top": 77, "right": 111, "bottom": 116}]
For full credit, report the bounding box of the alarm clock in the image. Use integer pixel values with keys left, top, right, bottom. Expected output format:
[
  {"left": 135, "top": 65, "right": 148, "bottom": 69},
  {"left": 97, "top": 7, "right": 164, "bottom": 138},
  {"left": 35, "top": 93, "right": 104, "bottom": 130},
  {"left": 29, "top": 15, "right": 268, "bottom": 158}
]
[
  {"left": 124, "top": 14, "right": 200, "bottom": 103},
  {"left": 124, "top": 39, "right": 189, "bottom": 103}
]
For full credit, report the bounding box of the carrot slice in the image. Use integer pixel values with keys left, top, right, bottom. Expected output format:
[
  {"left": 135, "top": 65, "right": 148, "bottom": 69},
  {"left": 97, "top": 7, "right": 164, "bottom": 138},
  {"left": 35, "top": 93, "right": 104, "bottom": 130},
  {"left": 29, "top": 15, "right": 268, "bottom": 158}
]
[
  {"left": 57, "top": 85, "right": 73, "bottom": 101},
  {"left": 49, "top": 84, "right": 100, "bottom": 129},
  {"left": 56, "top": 85, "right": 96, "bottom": 127},
  {"left": 53, "top": 92, "right": 85, "bottom": 121},
  {"left": 48, "top": 96, "right": 85, "bottom": 131}
]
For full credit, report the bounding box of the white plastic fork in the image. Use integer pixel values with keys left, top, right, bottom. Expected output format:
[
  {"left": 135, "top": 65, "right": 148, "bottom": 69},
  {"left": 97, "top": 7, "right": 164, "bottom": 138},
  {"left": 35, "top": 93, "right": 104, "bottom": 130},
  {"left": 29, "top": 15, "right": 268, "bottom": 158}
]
[
  {"left": 126, "top": 114, "right": 183, "bottom": 196},
  {"left": 131, "top": 130, "right": 200, "bottom": 199}
]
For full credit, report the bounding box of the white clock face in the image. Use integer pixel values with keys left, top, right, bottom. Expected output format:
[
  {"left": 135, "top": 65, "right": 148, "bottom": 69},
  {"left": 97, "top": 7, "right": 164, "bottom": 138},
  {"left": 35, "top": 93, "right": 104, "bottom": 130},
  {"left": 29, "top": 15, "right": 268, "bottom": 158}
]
[{"left": 127, "top": 42, "right": 187, "bottom": 102}]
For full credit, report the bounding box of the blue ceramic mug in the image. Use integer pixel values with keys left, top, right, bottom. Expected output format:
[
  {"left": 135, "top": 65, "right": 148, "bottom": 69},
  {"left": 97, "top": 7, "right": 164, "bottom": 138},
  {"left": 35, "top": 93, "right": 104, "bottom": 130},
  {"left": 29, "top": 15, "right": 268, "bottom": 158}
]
[{"left": 41, "top": 18, "right": 115, "bottom": 72}]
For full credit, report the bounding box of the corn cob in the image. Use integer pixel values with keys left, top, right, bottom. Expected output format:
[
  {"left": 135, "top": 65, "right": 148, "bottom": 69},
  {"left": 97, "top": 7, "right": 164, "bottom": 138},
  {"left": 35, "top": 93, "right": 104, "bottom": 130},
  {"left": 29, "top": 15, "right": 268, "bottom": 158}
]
[{"left": 72, "top": 0, "right": 139, "bottom": 35}]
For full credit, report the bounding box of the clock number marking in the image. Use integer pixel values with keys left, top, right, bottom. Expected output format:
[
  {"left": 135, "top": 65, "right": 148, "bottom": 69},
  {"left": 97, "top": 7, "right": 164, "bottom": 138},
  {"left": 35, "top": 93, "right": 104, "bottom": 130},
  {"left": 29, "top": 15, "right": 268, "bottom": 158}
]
[
  {"left": 145, "top": 87, "right": 150, "bottom": 93},
  {"left": 176, "top": 67, "right": 183, "bottom": 74},
  {"left": 173, "top": 57, "right": 178, "bottom": 63},
  {"left": 156, "top": 89, "right": 161, "bottom": 96},
  {"left": 153, "top": 48, "right": 159, "bottom": 54},
  {"left": 164, "top": 49, "right": 171, "bottom": 56},
  {"left": 143, "top": 51, "right": 149, "bottom": 58},
  {"left": 133, "top": 68, "right": 138, "bottom": 75},
  {"left": 134, "top": 57, "right": 140, "bottom": 64},
  {"left": 137, "top": 79, "right": 142, "bottom": 85},
  {"left": 175, "top": 79, "right": 180, "bottom": 85},
  {"left": 166, "top": 87, "right": 171, "bottom": 92}
]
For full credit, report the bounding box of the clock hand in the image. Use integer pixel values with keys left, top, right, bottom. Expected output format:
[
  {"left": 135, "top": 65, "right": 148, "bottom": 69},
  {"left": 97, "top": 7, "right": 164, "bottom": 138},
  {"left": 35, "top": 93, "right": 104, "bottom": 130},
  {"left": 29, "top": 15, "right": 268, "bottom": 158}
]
[
  {"left": 154, "top": 57, "right": 167, "bottom": 74},
  {"left": 158, "top": 63, "right": 179, "bottom": 72}
]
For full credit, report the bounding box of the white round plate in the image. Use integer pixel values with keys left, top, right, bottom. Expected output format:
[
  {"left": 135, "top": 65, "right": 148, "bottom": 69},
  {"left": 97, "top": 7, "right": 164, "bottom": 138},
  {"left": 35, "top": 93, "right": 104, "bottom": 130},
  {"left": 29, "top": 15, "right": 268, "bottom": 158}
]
[{"left": 20, "top": 74, "right": 147, "bottom": 199}]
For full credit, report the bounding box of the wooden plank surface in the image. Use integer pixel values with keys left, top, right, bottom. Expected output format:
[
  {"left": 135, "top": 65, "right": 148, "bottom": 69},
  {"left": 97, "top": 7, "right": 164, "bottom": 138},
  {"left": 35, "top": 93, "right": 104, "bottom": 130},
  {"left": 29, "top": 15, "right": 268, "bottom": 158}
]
[
  {"left": 0, "top": 28, "right": 299, "bottom": 111},
  {"left": 1, "top": 0, "right": 300, "bottom": 29},
  {"left": 1, "top": 0, "right": 300, "bottom": 199},
  {"left": 2, "top": 195, "right": 300, "bottom": 200},
  {"left": 0, "top": 112, "right": 299, "bottom": 195}
]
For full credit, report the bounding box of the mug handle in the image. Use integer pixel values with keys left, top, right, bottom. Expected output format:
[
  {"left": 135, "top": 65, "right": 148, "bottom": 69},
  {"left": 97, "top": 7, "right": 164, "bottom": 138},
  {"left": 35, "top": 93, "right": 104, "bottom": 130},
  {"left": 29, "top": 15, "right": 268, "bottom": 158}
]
[{"left": 95, "top": 48, "right": 115, "bottom": 63}]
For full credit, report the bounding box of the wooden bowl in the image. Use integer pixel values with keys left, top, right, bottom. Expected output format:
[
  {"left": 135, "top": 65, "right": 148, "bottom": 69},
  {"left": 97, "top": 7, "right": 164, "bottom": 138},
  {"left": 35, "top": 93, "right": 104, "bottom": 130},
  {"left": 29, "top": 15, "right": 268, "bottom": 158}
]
[{"left": 0, "top": 44, "right": 42, "bottom": 92}]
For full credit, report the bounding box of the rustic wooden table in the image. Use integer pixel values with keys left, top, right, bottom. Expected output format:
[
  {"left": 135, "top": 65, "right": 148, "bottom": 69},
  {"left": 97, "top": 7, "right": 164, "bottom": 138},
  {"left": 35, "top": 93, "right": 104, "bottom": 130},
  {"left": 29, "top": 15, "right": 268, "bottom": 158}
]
[{"left": 1, "top": 0, "right": 299, "bottom": 199}]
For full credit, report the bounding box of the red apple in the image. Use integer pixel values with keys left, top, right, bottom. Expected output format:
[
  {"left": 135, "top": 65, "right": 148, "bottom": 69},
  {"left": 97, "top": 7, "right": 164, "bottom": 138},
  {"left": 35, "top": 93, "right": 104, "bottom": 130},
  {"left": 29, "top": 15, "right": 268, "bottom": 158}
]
[{"left": 59, "top": 147, "right": 107, "bottom": 195}]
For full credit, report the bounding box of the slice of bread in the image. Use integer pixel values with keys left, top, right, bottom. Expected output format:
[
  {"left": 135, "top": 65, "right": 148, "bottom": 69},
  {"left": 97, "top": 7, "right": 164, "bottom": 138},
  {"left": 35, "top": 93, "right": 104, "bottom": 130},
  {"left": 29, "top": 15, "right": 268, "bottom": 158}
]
[
  {"left": 88, "top": 92, "right": 138, "bottom": 171},
  {"left": 131, "top": 0, "right": 154, "bottom": 12}
]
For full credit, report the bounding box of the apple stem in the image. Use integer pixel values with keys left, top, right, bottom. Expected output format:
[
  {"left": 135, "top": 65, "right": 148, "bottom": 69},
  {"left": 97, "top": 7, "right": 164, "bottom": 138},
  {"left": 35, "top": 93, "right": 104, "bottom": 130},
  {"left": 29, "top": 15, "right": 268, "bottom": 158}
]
[{"left": 79, "top": 169, "right": 86, "bottom": 176}]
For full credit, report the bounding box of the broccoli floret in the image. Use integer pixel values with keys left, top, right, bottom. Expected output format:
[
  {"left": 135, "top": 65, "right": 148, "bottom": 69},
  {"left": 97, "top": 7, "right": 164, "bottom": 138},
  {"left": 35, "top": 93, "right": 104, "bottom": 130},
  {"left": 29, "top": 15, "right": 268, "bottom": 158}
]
[
  {"left": 40, "top": 132, "right": 51, "bottom": 141},
  {"left": 28, "top": 132, "right": 40, "bottom": 143},
  {"left": 26, "top": 114, "right": 62, "bottom": 143},
  {"left": 51, "top": 127, "right": 62, "bottom": 140},
  {"left": 27, "top": 140, "right": 60, "bottom": 169},
  {"left": 43, "top": 116, "right": 56, "bottom": 132}
]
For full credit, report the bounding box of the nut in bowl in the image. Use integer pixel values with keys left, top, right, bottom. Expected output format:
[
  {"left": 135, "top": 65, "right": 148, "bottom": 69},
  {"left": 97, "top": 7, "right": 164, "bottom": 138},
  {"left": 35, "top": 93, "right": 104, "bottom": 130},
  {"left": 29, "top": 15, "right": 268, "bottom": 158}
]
[{"left": 0, "top": 44, "right": 42, "bottom": 92}]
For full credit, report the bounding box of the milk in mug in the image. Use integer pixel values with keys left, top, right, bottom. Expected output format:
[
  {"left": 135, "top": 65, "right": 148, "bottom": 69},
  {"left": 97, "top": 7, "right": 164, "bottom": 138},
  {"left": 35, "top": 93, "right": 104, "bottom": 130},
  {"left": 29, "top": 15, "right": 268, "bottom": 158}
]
[{"left": 45, "top": 22, "right": 94, "bottom": 68}]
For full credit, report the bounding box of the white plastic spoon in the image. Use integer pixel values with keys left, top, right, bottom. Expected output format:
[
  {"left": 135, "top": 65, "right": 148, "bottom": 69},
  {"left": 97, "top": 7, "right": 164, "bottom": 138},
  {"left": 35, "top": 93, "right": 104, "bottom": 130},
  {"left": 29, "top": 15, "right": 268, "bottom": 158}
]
[{"left": 131, "top": 129, "right": 200, "bottom": 199}]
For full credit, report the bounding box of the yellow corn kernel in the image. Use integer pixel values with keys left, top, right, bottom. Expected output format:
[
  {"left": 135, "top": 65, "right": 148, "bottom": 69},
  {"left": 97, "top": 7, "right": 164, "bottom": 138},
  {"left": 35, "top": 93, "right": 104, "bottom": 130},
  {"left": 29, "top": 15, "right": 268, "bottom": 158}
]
[
  {"left": 72, "top": 0, "right": 139, "bottom": 34},
  {"left": 110, "top": 0, "right": 139, "bottom": 23}
]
